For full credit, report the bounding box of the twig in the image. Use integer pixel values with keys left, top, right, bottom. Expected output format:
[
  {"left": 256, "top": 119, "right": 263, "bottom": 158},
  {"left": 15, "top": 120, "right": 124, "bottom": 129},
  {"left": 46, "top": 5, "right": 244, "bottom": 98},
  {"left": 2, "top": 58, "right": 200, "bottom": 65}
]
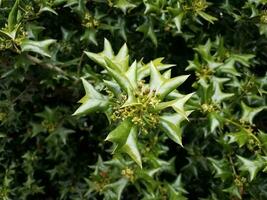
[
  {"left": 228, "top": 154, "right": 237, "bottom": 176},
  {"left": 26, "top": 54, "right": 77, "bottom": 81},
  {"left": 77, "top": 52, "right": 85, "bottom": 76}
]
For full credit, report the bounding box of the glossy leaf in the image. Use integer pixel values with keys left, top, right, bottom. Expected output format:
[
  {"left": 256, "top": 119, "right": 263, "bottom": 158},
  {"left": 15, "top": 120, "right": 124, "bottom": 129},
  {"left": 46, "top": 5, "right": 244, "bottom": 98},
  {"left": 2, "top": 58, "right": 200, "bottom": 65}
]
[
  {"left": 137, "top": 19, "right": 157, "bottom": 46},
  {"left": 114, "top": 0, "right": 136, "bottom": 14},
  {"left": 8, "top": 0, "right": 20, "bottom": 31},
  {"left": 105, "top": 120, "right": 141, "bottom": 167},
  {"left": 226, "top": 130, "right": 250, "bottom": 147},
  {"left": 237, "top": 155, "right": 266, "bottom": 181},
  {"left": 159, "top": 113, "right": 185, "bottom": 146},
  {"left": 149, "top": 62, "right": 189, "bottom": 99},
  {"left": 208, "top": 158, "right": 232, "bottom": 181},
  {"left": 137, "top": 58, "right": 175, "bottom": 80},
  {"left": 240, "top": 102, "right": 266, "bottom": 124},
  {"left": 105, "top": 178, "right": 128, "bottom": 200},
  {"left": 21, "top": 39, "right": 56, "bottom": 57},
  {"left": 73, "top": 78, "right": 109, "bottom": 115}
]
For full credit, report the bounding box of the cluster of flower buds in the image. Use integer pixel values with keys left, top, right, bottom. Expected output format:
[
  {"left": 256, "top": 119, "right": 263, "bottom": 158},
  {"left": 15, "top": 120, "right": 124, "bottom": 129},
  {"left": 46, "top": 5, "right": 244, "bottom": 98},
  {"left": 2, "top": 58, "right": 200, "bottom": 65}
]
[
  {"left": 121, "top": 167, "right": 135, "bottom": 182},
  {"left": 111, "top": 81, "right": 160, "bottom": 134}
]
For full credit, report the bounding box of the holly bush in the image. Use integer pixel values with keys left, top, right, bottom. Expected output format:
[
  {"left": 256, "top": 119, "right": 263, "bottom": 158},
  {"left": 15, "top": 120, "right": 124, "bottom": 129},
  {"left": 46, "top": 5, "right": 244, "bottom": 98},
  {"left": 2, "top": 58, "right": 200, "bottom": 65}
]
[{"left": 1, "top": 0, "right": 267, "bottom": 199}]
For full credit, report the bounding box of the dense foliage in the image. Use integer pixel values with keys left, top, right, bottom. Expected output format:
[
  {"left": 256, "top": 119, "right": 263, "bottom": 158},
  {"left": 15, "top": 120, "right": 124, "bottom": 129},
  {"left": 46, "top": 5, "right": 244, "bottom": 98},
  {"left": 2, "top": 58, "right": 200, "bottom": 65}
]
[{"left": 0, "top": 0, "right": 267, "bottom": 199}]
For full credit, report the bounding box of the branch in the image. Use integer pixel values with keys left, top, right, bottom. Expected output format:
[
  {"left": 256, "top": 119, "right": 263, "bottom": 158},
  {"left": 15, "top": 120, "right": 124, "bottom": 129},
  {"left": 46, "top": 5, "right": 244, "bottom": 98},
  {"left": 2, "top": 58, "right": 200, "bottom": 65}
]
[{"left": 26, "top": 54, "right": 78, "bottom": 81}]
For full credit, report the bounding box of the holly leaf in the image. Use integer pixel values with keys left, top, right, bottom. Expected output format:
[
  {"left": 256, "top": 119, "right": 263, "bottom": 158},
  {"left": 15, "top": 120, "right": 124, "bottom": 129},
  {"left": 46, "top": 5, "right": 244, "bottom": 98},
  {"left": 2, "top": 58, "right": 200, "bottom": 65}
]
[
  {"left": 197, "top": 11, "right": 218, "bottom": 24},
  {"left": 85, "top": 38, "right": 129, "bottom": 71},
  {"left": 159, "top": 113, "right": 185, "bottom": 146},
  {"left": 171, "top": 174, "right": 188, "bottom": 195},
  {"left": 39, "top": 7, "right": 58, "bottom": 15},
  {"left": 81, "top": 28, "right": 98, "bottom": 46},
  {"left": 156, "top": 93, "right": 194, "bottom": 120},
  {"left": 46, "top": 127, "right": 75, "bottom": 145},
  {"left": 104, "top": 178, "right": 128, "bottom": 200},
  {"left": 218, "top": 60, "right": 241, "bottom": 76},
  {"left": 226, "top": 130, "right": 250, "bottom": 147},
  {"left": 120, "top": 126, "right": 142, "bottom": 168},
  {"left": 105, "top": 119, "right": 141, "bottom": 167},
  {"left": 103, "top": 57, "right": 136, "bottom": 105},
  {"left": 84, "top": 38, "right": 114, "bottom": 68},
  {"left": 211, "top": 77, "right": 234, "bottom": 103},
  {"left": 149, "top": 62, "right": 189, "bottom": 100},
  {"left": 0, "top": 22, "right": 21, "bottom": 40},
  {"left": 136, "top": 19, "right": 157, "bottom": 46},
  {"left": 223, "top": 184, "right": 242, "bottom": 199},
  {"left": 8, "top": 0, "right": 20, "bottom": 31},
  {"left": 237, "top": 155, "right": 266, "bottom": 181},
  {"left": 125, "top": 60, "right": 138, "bottom": 89},
  {"left": 240, "top": 102, "right": 266, "bottom": 124},
  {"left": 173, "top": 13, "right": 184, "bottom": 33},
  {"left": 227, "top": 54, "right": 254, "bottom": 67},
  {"left": 208, "top": 157, "right": 232, "bottom": 181},
  {"left": 114, "top": 0, "right": 136, "bottom": 14},
  {"left": 208, "top": 112, "right": 221, "bottom": 133},
  {"left": 21, "top": 39, "right": 56, "bottom": 57},
  {"left": 73, "top": 78, "right": 109, "bottom": 115},
  {"left": 137, "top": 57, "right": 175, "bottom": 80}
]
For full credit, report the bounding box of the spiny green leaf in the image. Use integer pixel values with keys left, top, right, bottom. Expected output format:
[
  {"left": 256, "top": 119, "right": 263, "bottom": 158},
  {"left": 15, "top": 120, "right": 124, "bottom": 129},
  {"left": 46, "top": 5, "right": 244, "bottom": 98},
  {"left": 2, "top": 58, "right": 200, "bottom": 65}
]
[
  {"left": 125, "top": 60, "right": 138, "bottom": 89},
  {"left": 104, "top": 178, "right": 128, "bottom": 200},
  {"left": 226, "top": 130, "right": 250, "bottom": 147},
  {"left": 149, "top": 61, "right": 165, "bottom": 91},
  {"left": 163, "top": 69, "right": 172, "bottom": 79},
  {"left": 237, "top": 155, "right": 266, "bottom": 181},
  {"left": 105, "top": 119, "right": 133, "bottom": 149},
  {"left": 73, "top": 78, "right": 109, "bottom": 115},
  {"left": 227, "top": 54, "right": 255, "bottom": 67},
  {"left": 208, "top": 158, "right": 232, "bottom": 180},
  {"left": 223, "top": 185, "right": 242, "bottom": 199},
  {"left": 197, "top": 11, "right": 218, "bottom": 24},
  {"left": 172, "top": 174, "right": 188, "bottom": 195},
  {"left": 0, "top": 24, "right": 21, "bottom": 40},
  {"left": 114, "top": 0, "right": 136, "bottom": 14},
  {"left": 120, "top": 126, "right": 142, "bottom": 168},
  {"left": 159, "top": 113, "right": 185, "bottom": 146},
  {"left": 173, "top": 13, "right": 184, "bottom": 33},
  {"left": 84, "top": 38, "right": 114, "bottom": 67},
  {"left": 171, "top": 93, "right": 194, "bottom": 120},
  {"left": 158, "top": 75, "right": 190, "bottom": 100},
  {"left": 156, "top": 93, "right": 194, "bottom": 120},
  {"left": 21, "top": 39, "right": 56, "bottom": 57},
  {"left": 103, "top": 38, "right": 114, "bottom": 57},
  {"left": 259, "top": 130, "right": 267, "bottom": 151},
  {"left": 105, "top": 120, "right": 141, "bottom": 167},
  {"left": 103, "top": 80, "right": 121, "bottom": 97},
  {"left": 39, "top": 7, "right": 58, "bottom": 15},
  {"left": 208, "top": 112, "right": 221, "bottom": 133},
  {"left": 84, "top": 51, "right": 106, "bottom": 67},
  {"left": 115, "top": 43, "right": 129, "bottom": 72},
  {"left": 8, "top": 0, "right": 20, "bottom": 31},
  {"left": 46, "top": 127, "right": 75, "bottom": 145},
  {"left": 144, "top": 2, "right": 160, "bottom": 14},
  {"left": 212, "top": 77, "right": 234, "bottom": 103},
  {"left": 241, "top": 102, "right": 266, "bottom": 124},
  {"left": 81, "top": 28, "right": 98, "bottom": 46},
  {"left": 194, "top": 39, "right": 212, "bottom": 61},
  {"left": 168, "top": 183, "right": 188, "bottom": 200},
  {"left": 149, "top": 62, "right": 189, "bottom": 99},
  {"left": 104, "top": 57, "right": 136, "bottom": 104},
  {"left": 84, "top": 39, "right": 129, "bottom": 71},
  {"left": 137, "top": 19, "right": 157, "bottom": 46},
  {"left": 137, "top": 57, "right": 175, "bottom": 80},
  {"left": 218, "top": 60, "right": 240, "bottom": 76}
]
